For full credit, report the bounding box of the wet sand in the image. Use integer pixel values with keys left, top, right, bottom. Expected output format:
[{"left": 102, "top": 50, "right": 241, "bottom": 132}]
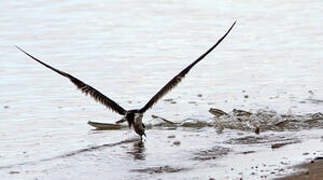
[{"left": 277, "top": 159, "right": 323, "bottom": 180}]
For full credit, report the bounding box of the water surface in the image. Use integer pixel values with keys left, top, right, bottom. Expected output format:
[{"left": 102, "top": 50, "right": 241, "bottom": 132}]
[{"left": 1, "top": 0, "right": 322, "bottom": 179}]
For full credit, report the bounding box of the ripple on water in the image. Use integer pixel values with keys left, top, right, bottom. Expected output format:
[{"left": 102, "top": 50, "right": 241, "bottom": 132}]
[
  {"left": 130, "top": 166, "right": 190, "bottom": 174},
  {"left": 193, "top": 146, "right": 231, "bottom": 161},
  {"left": 224, "top": 134, "right": 301, "bottom": 146}
]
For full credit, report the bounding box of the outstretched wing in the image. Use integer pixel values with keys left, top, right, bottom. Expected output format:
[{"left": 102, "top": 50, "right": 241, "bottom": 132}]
[
  {"left": 16, "top": 46, "right": 127, "bottom": 115},
  {"left": 139, "top": 21, "right": 236, "bottom": 113}
]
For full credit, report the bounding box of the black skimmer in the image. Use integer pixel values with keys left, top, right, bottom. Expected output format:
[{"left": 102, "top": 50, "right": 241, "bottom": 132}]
[{"left": 16, "top": 21, "right": 236, "bottom": 140}]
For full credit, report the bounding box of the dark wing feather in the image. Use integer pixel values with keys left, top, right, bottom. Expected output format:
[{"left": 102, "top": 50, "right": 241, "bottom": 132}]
[
  {"left": 139, "top": 21, "right": 236, "bottom": 113},
  {"left": 15, "top": 46, "right": 127, "bottom": 115}
]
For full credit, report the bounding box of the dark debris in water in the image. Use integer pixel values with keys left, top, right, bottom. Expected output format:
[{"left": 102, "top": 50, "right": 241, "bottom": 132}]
[
  {"left": 131, "top": 165, "right": 189, "bottom": 174},
  {"left": 167, "top": 135, "right": 176, "bottom": 139},
  {"left": 163, "top": 98, "right": 177, "bottom": 104},
  {"left": 271, "top": 140, "right": 301, "bottom": 149},
  {"left": 193, "top": 146, "right": 231, "bottom": 161},
  {"left": 236, "top": 151, "right": 256, "bottom": 155},
  {"left": 173, "top": 141, "right": 181, "bottom": 146}
]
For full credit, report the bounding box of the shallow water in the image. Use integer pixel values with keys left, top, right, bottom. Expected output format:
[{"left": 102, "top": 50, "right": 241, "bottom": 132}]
[{"left": 1, "top": 0, "right": 323, "bottom": 179}]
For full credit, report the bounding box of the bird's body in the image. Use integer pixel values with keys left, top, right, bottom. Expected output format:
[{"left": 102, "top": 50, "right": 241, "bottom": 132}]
[
  {"left": 123, "top": 110, "right": 145, "bottom": 139},
  {"left": 16, "top": 21, "right": 236, "bottom": 140}
]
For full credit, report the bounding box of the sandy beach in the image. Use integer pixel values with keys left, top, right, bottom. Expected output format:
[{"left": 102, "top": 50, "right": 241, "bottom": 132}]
[{"left": 277, "top": 159, "right": 323, "bottom": 180}]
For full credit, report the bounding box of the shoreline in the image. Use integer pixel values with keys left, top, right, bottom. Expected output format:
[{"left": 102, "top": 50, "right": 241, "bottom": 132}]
[{"left": 276, "top": 159, "right": 323, "bottom": 180}]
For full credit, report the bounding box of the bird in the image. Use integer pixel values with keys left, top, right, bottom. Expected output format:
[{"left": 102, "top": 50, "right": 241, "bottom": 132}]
[{"left": 16, "top": 21, "right": 236, "bottom": 140}]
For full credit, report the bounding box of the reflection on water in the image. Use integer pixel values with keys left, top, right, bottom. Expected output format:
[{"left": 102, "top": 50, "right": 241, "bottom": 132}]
[{"left": 127, "top": 141, "right": 145, "bottom": 160}]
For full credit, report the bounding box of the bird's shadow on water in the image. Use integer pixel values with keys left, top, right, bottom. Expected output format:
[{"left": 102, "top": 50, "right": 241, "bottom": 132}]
[{"left": 127, "top": 141, "right": 146, "bottom": 160}]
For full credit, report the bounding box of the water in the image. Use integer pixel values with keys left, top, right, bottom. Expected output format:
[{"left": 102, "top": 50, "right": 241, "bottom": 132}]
[{"left": 1, "top": 0, "right": 322, "bottom": 179}]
